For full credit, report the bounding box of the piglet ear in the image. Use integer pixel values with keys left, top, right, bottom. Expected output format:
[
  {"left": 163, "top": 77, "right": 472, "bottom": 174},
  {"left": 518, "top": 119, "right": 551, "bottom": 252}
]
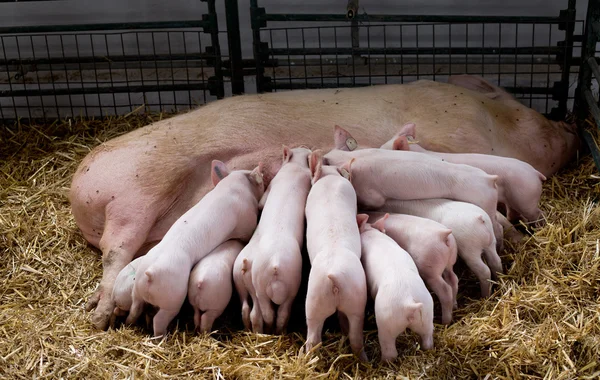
[
  {"left": 398, "top": 122, "right": 416, "bottom": 138},
  {"left": 308, "top": 150, "right": 324, "bottom": 183},
  {"left": 334, "top": 125, "right": 358, "bottom": 151},
  {"left": 282, "top": 145, "right": 292, "bottom": 164},
  {"left": 211, "top": 160, "right": 230, "bottom": 186},
  {"left": 249, "top": 162, "right": 265, "bottom": 189},
  {"left": 337, "top": 158, "right": 355, "bottom": 181},
  {"left": 392, "top": 135, "right": 411, "bottom": 151},
  {"left": 372, "top": 213, "right": 389, "bottom": 233},
  {"left": 441, "top": 229, "right": 453, "bottom": 247},
  {"left": 406, "top": 302, "right": 423, "bottom": 323},
  {"left": 356, "top": 213, "right": 369, "bottom": 233}
]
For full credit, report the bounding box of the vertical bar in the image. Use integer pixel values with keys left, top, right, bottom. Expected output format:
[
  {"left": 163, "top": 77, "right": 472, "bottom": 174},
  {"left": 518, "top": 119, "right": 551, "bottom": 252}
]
[
  {"left": 134, "top": 32, "right": 146, "bottom": 112},
  {"left": 206, "top": 0, "right": 224, "bottom": 99},
  {"left": 575, "top": 0, "right": 600, "bottom": 124},
  {"left": 181, "top": 31, "right": 191, "bottom": 109},
  {"left": 351, "top": 25, "right": 356, "bottom": 86},
  {"left": 285, "top": 28, "right": 291, "bottom": 89},
  {"left": 367, "top": 25, "right": 371, "bottom": 85},
  {"left": 72, "top": 34, "right": 88, "bottom": 118},
  {"left": 318, "top": 27, "right": 324, "bottom": 87},
  {"left": 166, "top": 32, "right": 176, "bottom": 112},
  {"left": 399, "top": 25, "right": 403, "bottom": 83},
  {"left": 432, "top": 24, "right": 436, "bottom": 81},
  {"left": 465, "top": 23, "right": 469, "bottom": 74},
  {"left": 415, "top": 24, "right": 419, "bottom": 79},
  {"left": 546, "top": 24, "right": 552, "bottom": 113},
  {"left": 29, "top": 35, "right": 45, "bottom": 121},
  {"left": 557, "top": 0, "right": 576, "bottom": 117},
  {"left": 150, "top": 32, "right": 163, "bottom": 111},
  {"left": 225, "top": 0, "right": 245, "bottom": 94},
  {"left": 1, "top": 36, "right": 18, "bottom": 118},
  {"left": 383, "top": 25, "right": 387, "bottom": 84},
  {"left": 104, "top": 34, "right": 117, "bottom": 115},
  {"left": 120, "top": 33, "right": 133, "bottom": 113},
  {"left": 43, "top": 35, "right": 60, "bottom": 118},
  {"left": 448, "top": 24, "right": 452, "bottom": 77},
  {"left": 514, "top": 23, "right": 519, "bottom": 93},
  {"left": 197, "top": 31, "right": 207, "bottom": 104},
  {"left": 15, "top": 36, "right": 32, "bottom": 120},
  {"left": 250, "top": 0, "right": 265, "bottom": 93},
  {"left": 351, "top": 17, "right": 359, "bottom": 58},
  {"left": 269, "top": 29, "right": 276, "bottom": 88},
  {"left": 481, "top": 23, "right": 485, "bottom": 77},
  {"left": 334, "top": 26, "right": 339, "bottom": 88},
  {"left": 530, "top": 23, "right": 536, "bottom": 107},
  {"left": 302, "top": 28, "right": 308, "bottom": 88},
  {"left": 89, "top": 34, "right": 103, "bottom": 116},
  {"left": 498, "top": 23, "right": 501, "bottom": 88}
]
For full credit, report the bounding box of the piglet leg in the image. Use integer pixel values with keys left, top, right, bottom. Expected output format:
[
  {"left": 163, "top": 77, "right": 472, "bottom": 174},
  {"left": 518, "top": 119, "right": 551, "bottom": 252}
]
[{"left": 427, "top": 275, "right": 454, "bottom": 325}]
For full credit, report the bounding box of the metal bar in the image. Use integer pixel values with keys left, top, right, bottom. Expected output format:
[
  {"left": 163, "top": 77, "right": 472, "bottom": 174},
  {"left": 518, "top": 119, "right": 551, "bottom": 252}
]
[
  {"left": 250, "top": 0, "right": 265, "bottom": 92},
  {"left": 0, "top": 20, "right": 210, "bottom": 35},
  {"left": 0, "top": 83, "right": 211, "bottom": 97},
  {"left": 260, "top": 14, "right": 566, "bottom": 24},
  {"left": 225, "top": 0, "right": 245, "bottom": 94},
  {"left": 266, "top": 81, "right": 553, "bottom": 94},
  {"left": 267, "top": 46, "right": 562, "bottom": 56},
  {"left": 584, "top": 88, "right": 600, "bottom": 123},
  {"left": 581, "top": 129, "right": 600, "bottom": 171},
  {"left": 588, "top": 56, "right": 600, "bottom": 82},
  {"left": 557, "top": 0, "right": 576, "bottom": 117},
  {"left": 574, "top": 0, "right": 600, "bottom": 126}
]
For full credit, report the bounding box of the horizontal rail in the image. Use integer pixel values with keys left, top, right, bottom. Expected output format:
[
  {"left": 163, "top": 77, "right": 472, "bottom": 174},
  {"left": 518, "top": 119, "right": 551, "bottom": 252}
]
[
  {"left": 261, "top": 13, "right": 568, "bottom": 24},
  {"left": 0, "top": 54, "right": 214, "bottom": 67},
  {"left": 0, "top": 83, "right": 210, "bottom": 97},
  {"left": 265, "top": 81, "right": 553, "bottom": 94},
  {"left": 267, "top": 46, "right": 562, "bottom": 57},
  {"left": 0, "top": 20, "right": 210, "bottom": 35}
]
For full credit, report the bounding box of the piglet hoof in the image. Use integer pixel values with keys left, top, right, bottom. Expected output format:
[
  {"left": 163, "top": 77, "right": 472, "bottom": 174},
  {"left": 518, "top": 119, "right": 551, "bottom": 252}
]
[{"left": 357, "top": 348, "right": 369, "bottom": 362}]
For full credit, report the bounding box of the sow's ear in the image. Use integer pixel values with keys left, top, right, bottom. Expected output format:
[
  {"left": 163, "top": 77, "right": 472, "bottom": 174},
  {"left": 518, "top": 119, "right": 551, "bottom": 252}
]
[
  {"left": 308, "top": 149, "right": 324, "bottom": 183},
  {"left": 211, "top": 160, "right": 230, "bottom": 186},
  {"left": 447, "top": 74, "right": 515, "bottom": 102},
  {"left": 334, "top": 125, "right": 358, "bottom": 151}
]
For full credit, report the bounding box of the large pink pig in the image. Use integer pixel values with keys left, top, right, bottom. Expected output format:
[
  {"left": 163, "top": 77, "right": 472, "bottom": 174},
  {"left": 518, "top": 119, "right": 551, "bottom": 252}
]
[
  {"left": 72, "top": 75, "right": 578, "bottom": 330},
  {"left": 233, "top": 146, "right": 312, "bottom": 334},
  {"left": 188, "top": 240, "right": 244, "bottom": 333},
  {"left": 357, "top": 214, "right": 435, "bottom": 362},
  {"left": 125, "top": 161, "right": 264, "bottom": 337},
  {"left": 323, "top": 142, "right": 503, "bottom": 247},
  {"left": 381, "top": 199, "right": 501, "bottom": 298},
  {"left": 366, "top": 212, "right": 458, "bottom": 324},
  {"left": 304, "top": 151, "right": 368, "bottom": 361},
  {"left": 383, "top": 123, "right": 547, "bottom": 225}
]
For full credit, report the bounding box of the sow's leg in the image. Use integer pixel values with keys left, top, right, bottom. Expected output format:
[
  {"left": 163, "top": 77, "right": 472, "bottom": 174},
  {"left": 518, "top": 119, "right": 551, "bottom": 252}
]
[{"left": 86, "top": 200, "right": 157, "bottom": 330}]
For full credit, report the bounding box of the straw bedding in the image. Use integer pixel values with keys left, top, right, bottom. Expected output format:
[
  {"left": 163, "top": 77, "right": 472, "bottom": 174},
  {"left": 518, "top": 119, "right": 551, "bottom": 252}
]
[{"left": 1, "top": 113, "right": 599, "bottom": 379}]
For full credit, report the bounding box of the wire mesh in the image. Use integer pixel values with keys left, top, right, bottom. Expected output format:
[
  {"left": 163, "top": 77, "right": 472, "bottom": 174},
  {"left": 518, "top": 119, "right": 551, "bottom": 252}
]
[{"left": 259, "top": 20, "right": 585, "bottom": 117}]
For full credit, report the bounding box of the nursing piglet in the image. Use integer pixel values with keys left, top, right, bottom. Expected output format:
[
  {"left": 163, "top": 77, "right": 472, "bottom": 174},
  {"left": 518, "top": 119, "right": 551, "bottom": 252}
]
[
  {"left": 233, "top": 146, "right": 312, "bottom": 334},
  {"left": 357, "top": 214, "right": 434, "bottom": 362},
  {"left": 304, "top": 151, "right": 368, "bottom": 361},
  {"left": 111, "top": 256, "right": 143, "bottom": 320},
  {"left": 366, "top": 212, "right": 458, "bottom": 324},
  {"left": 188, "top": 240, "right": 244, "bottom": 333},
  {"left": 381, "top": 199, "right": 501, "bottom": 297},
  {"left": 126, "top": 161, "right": 264, "bottom": 337},
  {"left": 384, "top": 123, "right": 546, "bottom": 225},
  {"left": 325, "top": 130, "right": 503, "bottom": 246}
]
